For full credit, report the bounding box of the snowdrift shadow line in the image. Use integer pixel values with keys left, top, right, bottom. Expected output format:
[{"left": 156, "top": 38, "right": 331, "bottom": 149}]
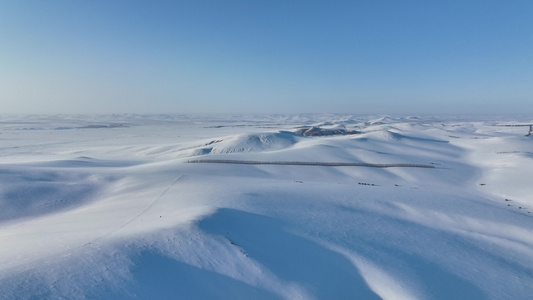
[
  {"left": 187, "top": 159, "right": 435, "bottom": 168},
  {"left": 126, "top": 251, "right": 284, "bottom": 300},
  {"left": 199, "top": 208, "right": 382, "bottom": 299}
]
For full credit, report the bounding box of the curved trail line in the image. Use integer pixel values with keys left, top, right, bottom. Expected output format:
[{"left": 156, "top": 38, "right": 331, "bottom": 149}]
[
  {"left": 187, "top": 159, "right": 435, "bottom": 168},
  {"left": 88, "top": 174, "right": 186, "bottom": 245},
  {"left": 3, "top": 175, "right": 187, "bottom": 272},
  {"left": 114, "top": 174, "right": 186, "bottom": 232}
]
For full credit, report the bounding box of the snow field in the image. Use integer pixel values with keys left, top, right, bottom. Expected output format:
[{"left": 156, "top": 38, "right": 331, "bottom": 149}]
[{"left": 0, "top": 114, "right": 532, "bottom": 299}]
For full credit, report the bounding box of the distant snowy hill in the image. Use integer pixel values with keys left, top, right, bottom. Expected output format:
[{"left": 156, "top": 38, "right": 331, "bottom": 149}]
[{"left": 0, "top": 114, "right": 532, "bottom": 299}]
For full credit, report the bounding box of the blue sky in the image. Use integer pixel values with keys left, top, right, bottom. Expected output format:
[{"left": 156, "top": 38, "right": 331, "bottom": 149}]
[{"left": 1, "top": 1, "right": 532, "bottom": 114}]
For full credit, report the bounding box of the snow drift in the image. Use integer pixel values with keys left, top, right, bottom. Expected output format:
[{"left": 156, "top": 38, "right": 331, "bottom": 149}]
[{"left": 189, "top": 131, "right": 300, "bottom": 156}]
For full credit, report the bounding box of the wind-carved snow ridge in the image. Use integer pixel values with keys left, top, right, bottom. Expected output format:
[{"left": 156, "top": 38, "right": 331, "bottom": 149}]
[
  {"left": 0, "top": 114, "right": 532, "bottom": 299},
  {"left": 189, "top": 131, "right": 300, "bottom": 156}
]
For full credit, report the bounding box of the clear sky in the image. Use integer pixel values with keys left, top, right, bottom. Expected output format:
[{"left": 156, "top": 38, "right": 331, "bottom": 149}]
[{"left": 1, "top": 0, "right": 532, "bottom": 115}]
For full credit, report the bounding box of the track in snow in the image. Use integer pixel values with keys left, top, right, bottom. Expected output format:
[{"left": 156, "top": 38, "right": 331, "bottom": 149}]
[
  {"left": 87, "top": 174, "right": 186, "bottom": 245},
  {"left": 186, "top": 159, "right": 435, "bottom": 168}
]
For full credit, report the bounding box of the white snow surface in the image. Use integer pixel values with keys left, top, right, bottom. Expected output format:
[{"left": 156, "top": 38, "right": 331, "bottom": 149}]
[{"left": 0, "top": 114, "right": 532, "bottom": 300}]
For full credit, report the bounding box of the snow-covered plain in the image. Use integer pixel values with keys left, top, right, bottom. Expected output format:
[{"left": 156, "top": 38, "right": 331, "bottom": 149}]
[{"left": 0, "top": 114, "right": 532, "bottom": 300}]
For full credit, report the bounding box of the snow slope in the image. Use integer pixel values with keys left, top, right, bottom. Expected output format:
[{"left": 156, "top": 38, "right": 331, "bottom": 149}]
[{"left": 0, "top": 114, "right": 532, "bottom": 299}]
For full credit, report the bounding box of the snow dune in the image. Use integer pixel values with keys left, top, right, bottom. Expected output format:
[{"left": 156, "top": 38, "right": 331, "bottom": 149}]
[
  {"left": 0, "top": 114, "right": 532, "bottom": 299},
  {"left": 189, "top": 131, "right": 300, "bottom": 156}
]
